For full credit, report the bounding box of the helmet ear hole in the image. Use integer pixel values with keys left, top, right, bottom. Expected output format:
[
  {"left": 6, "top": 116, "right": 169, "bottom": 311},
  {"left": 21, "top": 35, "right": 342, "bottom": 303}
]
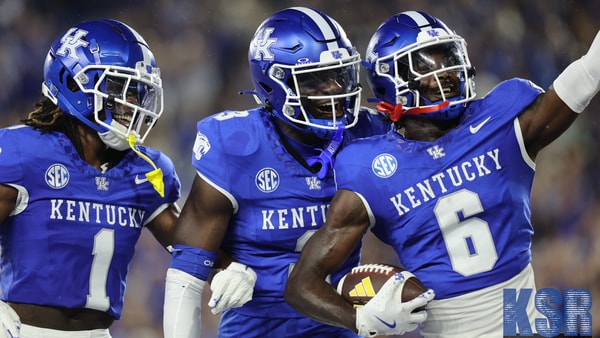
[
  {"left": 375, "top": 87, "right": 386, "bottom": 97},
  {"left": 258, "top": 81, "right": 273, "bottom": 95},
  {"left": 66, "top": 76, "right": 79, "bottom": 92}
]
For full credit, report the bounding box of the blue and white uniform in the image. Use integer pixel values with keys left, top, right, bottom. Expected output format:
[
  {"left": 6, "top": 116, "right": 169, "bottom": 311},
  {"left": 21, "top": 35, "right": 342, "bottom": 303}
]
[
  {"left": 334, "top": 78, "right": 544, "bottom": 336},
  {"left": 0, "top": 125, "right": 180, "bottom": 319},
  {"left": 192, "top": 107, "right": 388, "bottom": 337}
]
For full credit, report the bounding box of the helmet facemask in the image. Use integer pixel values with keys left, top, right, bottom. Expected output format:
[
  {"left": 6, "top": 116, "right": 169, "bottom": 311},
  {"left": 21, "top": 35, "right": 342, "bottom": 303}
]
[
  {"left": 41, "top": 20, "right": 164, "bottom": 150},
  {"left": 393, "top": 38, "right": 474, "bottom": 113},
  {"left": 82, "top": 61, "right": 163, "bottom": 150},
  {"left": 269, "top": 49, "right": 362, "bottom": 139}
]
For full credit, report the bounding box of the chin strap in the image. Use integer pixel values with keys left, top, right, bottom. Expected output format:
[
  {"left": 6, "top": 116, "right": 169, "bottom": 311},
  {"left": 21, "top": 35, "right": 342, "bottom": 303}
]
[
  {"left": 127, "top": 134, "right": 165, "bottom": 197},
  {"left": 376, "top": 100, "right": 450, "bottom": 122},
  {"left": 306, "top": 126, "right": 344, "bottom": 179}
]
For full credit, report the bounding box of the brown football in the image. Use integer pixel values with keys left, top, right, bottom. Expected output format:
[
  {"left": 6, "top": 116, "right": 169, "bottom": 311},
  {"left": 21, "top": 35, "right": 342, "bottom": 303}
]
[{"left": 336, "top": 264, "right": 427, "bottom": 308}]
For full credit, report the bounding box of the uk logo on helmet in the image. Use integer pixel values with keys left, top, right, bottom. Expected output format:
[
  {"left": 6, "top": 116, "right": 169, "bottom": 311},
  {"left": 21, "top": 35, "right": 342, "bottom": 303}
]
[
  {"left": 253, "top": 27, "right": 277, "bottom": 61},
  {"left": 56, "top": 28, "right": 89, "bottom": 60},
  {"left": 426, "top": 29, "right": 440, "bottom": 38}
]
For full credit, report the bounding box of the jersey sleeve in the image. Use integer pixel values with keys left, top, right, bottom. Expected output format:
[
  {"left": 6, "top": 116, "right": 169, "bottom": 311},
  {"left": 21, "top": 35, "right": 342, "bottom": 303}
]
[
  {"left": 480, "top": 78, "right": 544, "bottom": 120},
  {"left": 191, "top": 110, "right": 261, "bottom": 193},
  {"left": 0, "top": 127, "right": 25, "bottom": 184},
  {"left": 334, "top": 137, "right": 382, "bottom": 193}
]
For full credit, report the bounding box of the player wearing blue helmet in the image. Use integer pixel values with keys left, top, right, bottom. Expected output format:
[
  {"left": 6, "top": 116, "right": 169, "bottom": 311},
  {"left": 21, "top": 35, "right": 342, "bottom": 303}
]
[
  {"left": 286, "top": 10, "right": 599, "bottom": 337},
  {"left": 163, "top": 7, "right": 389, "bottom": 338},
  {"left": 0, "top": 19, "right": 181, "bottom": 338},
  {"left": 363, "top": 11, "right": 475, "bottom": 122}
]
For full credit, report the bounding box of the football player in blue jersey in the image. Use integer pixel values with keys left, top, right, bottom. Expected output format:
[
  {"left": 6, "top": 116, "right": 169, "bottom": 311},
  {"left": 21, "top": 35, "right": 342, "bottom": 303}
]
[
  {"left": 0, "top": 19, "right": 181, "bottom": 338},
  {"left": 285, "top": 10, "right": 600, "bottom": 337},
  {"left": 163, "top": 7, "right": 389, "bottom": 338}
]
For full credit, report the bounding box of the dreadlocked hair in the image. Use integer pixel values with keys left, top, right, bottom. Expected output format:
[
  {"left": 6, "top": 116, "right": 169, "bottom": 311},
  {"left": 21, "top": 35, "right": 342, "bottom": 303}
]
[
  {"left": 21, "top": 98, "right": 85, "bottom": 159},
  {"left": 22, "top": 97, "right": 126, "bottom": 168},
  {"left": 22, "top": 98, "right": 70, "bottom": 132}
]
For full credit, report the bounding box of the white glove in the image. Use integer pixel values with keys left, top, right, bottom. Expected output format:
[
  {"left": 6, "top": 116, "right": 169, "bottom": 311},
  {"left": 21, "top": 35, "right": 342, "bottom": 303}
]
[
  {"left": 0, "top": 301, "right": 20, "bottom": 338},
  {"left": 356, "top": 271, "right": 434, "bottom": 337},
  {"left": 208, "top": 262, "right": 257, "bottom": 315}
]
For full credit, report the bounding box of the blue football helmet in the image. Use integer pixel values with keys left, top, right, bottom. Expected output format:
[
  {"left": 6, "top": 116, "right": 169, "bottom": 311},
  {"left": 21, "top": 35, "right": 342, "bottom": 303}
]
[
  {"left": 364, "top": 11, "right": 475, "bottom": 121},
  {"left": 42, "top": 19, "right": 163, "bottom": 150},
  {"left": 248, "top": 7, "right": 361, "bottom": 138}
]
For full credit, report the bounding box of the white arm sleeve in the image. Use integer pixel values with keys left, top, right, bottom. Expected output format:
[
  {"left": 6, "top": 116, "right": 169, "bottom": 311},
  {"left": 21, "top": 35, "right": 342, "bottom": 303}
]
[
  {"left": 553, "top": 30, "right": 600, "bottom": 113},
  {"left": 163, "top": 268, "right": 206, "bottom": 338}
]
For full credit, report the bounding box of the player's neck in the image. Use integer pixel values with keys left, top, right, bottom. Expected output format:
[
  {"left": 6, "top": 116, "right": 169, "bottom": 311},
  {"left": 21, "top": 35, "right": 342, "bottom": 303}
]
[
  {"left": 75, "top": 124, "right": 116, "bottom": 171},
  {"left": 275, "top": 119, "right": 325, "bottom": 147},
  {"left": 402, "top": 117, "right": 458, "bottom": 142}
]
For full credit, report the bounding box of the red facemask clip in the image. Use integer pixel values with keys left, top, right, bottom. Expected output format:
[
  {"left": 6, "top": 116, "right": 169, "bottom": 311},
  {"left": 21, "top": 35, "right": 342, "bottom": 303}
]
[
  {"left": 376, "top": 101, "right": 404, "bottom": 122},
  {"left": 376, "top": 100, "right": 451, "bottom": 122}
]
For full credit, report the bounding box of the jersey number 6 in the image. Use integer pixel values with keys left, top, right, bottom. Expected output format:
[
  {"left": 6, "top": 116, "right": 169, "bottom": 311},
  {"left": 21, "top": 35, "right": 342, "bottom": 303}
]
[{"left": 434, "top": 189, "right": 498, "bottom": 276}]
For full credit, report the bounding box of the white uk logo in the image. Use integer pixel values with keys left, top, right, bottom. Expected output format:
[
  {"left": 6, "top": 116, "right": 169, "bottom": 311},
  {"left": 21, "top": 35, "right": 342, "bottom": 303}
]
[
  {"left": 253, "top": 27, "right": 276, "bottom": 60},
  {"left": 427, "top": 145, "right": 446, "bottom": 159},
  {"left": 56, "top": 28, "right": 89, "bottom": 60},
  {"left": 305, "top": 177, "right": 321, "bottom": 190},
  {"left": 95, "top": 177, "right": 109, "bottom": 191}
]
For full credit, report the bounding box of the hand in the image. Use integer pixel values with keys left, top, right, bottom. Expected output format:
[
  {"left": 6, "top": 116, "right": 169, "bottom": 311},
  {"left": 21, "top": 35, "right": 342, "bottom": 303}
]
[
  {"left": 208, "top": 262, "right": 257, "bottom": 314},
  {"left": 355, "top": 272, "right": 435, "bottom": 337},
  {"left": 0, "top": 301, "right": 20, "bottom": 338}
]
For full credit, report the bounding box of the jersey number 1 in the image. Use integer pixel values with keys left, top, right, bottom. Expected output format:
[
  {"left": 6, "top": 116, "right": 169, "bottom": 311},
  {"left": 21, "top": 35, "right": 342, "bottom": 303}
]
[{"left": 85, "top": 228, "right": 114, "bottom": 311}]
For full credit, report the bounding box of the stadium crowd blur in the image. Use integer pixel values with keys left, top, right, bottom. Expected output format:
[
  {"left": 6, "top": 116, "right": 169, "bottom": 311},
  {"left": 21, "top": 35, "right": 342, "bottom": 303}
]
[{"left": 1, "top": 0, "right": 598, "bottom": 336}]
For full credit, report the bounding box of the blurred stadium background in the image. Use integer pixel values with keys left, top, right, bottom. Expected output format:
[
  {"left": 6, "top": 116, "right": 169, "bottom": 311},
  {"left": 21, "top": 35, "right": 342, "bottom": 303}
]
[{"left": 1, "top": 0, "right": 598, "bottom": 336}]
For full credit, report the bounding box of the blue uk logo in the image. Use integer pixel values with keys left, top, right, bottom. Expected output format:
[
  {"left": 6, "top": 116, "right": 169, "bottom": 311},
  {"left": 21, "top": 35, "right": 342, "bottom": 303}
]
[{"left": 503, "top": 288, "right": 592, "bottom": 337}]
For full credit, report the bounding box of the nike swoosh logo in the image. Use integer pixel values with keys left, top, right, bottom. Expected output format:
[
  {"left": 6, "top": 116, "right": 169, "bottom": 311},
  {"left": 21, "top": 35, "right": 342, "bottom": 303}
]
[
  {"left": 469, "top": 116, "right": 491, "bottom": 134},
  {"left": 135, "top": 175, "right": 148, "bottom": 184},
  {"left": 374, "top": 315, "right": 396, "bottom": 329}
]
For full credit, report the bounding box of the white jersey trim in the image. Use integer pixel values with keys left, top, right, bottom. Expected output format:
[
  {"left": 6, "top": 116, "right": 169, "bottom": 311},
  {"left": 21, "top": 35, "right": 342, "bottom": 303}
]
[
  {"left": 196, "top": 170, "right": 239, "bottom": 214},
  {"left": 353, "top": 190, "right": 376, "bottom": 228},
  {"left": 6, "top": 183, "right": 28, "bottom": 216},
  {"left": 513, "top": 118, "right": 536, "bottom": 170}
]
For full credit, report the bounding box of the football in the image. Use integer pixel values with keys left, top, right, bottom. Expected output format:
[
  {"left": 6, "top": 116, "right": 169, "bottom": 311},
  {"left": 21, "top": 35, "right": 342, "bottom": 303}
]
[{"left": 336, "top": 264, "right": 427, "bottom": 308}]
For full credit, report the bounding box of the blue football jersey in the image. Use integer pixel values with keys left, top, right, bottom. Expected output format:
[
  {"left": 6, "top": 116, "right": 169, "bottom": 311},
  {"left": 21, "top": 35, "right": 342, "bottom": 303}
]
[
  {"left": 0, "top": 125, "right": 181, "bottom": 319},
  {"left": 334, "top": 78, "right": 544, "bottom": 299},
  {"left": 191, "top": 107, "right": 387, "bottom": 318}
]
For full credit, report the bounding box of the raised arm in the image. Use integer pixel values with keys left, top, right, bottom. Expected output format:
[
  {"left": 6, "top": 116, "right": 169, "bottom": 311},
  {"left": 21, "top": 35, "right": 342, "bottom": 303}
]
[{"left": 519, "top": 31, "right": 600, "bottom": 159}]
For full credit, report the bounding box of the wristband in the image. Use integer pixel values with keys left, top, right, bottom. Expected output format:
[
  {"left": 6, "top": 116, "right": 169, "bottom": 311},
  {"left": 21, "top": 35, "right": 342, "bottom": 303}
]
[{"left": 169, "top": 244, "right": 216, "bottom": 281}]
